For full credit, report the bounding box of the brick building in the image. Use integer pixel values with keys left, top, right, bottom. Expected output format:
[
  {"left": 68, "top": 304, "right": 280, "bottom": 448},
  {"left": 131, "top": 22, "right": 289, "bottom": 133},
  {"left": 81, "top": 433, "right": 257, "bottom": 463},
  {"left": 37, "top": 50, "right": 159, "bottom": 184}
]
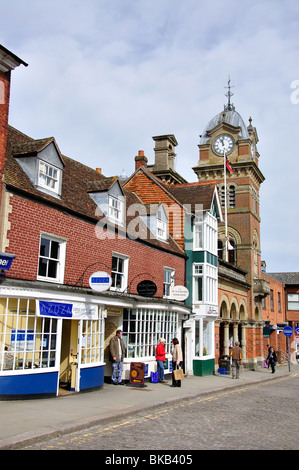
[
  {"left": 0, "top": 46, "right": 189, "bottom": 398},
  {"left": 124, "top": 137, "right": 223, "bottom": 377},
  {"left": 265, "top": 272, "right": 299, "bottom": 362}
]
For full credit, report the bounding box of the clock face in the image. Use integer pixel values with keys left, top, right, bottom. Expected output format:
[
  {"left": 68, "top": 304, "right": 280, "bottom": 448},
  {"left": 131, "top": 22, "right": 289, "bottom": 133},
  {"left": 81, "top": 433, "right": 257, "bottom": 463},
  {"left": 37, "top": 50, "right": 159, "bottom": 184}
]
[{"left": 213, "top": 134, "right": 234, "bottom": 155}]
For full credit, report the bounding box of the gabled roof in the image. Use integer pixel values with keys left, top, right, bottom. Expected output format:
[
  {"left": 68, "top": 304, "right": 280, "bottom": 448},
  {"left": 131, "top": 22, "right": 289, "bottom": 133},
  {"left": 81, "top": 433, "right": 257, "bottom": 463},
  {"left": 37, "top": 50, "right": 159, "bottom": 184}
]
[
  {"left": 12, "top": 136, "right": 64, "bottom": 166},
  {"left": 125, "top": 165, "right": 223, "bottom": 220},
  {"left": 4, "top": 126, "right": 185, "bottom": 258}
]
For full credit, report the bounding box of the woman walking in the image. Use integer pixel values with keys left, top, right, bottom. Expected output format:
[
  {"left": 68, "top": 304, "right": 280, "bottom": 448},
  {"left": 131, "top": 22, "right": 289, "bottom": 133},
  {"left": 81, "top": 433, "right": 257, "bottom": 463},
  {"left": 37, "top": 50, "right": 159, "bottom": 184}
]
[
  {"left": 171, "top": 338, "right": 183, "bottom": 387},
  {"left": 267, "top": 346, "right": 277, "bottom": 374}
]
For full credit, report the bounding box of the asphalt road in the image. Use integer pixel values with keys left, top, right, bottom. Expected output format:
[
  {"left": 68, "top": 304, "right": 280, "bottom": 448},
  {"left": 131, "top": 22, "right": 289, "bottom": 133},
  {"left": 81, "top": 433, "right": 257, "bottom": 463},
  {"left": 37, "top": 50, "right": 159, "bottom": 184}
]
[{"left": 23, "top": 373, "right": 299, "bottom": 452}]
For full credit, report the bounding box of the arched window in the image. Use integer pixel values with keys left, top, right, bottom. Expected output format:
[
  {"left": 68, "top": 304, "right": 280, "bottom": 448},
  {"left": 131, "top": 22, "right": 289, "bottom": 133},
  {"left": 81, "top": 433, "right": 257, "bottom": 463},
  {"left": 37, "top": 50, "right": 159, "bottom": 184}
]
[{"left": 229, "top": 185, "right": 235, "bottom": 208}]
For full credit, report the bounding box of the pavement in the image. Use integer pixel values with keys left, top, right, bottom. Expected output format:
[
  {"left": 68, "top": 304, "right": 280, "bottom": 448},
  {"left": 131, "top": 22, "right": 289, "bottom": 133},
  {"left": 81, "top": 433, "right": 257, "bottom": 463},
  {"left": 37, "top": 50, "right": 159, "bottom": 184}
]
[{"left": 0, "top": 362, "right": 298, "bottom": 450}]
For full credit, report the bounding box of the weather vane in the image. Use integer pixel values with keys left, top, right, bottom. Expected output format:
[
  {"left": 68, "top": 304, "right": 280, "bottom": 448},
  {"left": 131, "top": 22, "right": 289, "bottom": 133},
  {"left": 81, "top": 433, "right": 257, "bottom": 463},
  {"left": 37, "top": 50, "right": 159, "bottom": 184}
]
[{"left": 224, "top": 75, "right": 235, "bottom": 111}]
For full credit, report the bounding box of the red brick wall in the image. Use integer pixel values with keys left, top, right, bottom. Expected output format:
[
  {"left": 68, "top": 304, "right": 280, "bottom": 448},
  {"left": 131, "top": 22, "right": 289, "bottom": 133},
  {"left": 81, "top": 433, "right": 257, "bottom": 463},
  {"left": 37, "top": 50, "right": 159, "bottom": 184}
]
[{"left": 6, "top": 191, "right": 185, "bottom": 297}]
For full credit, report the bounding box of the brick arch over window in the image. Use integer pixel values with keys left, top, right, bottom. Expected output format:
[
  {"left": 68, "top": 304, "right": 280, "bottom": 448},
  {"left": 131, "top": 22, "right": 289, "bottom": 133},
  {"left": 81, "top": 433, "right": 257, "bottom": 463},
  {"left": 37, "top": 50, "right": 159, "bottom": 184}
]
[{"left": 218, "top": 226, "right": 241, "bottom": 265}]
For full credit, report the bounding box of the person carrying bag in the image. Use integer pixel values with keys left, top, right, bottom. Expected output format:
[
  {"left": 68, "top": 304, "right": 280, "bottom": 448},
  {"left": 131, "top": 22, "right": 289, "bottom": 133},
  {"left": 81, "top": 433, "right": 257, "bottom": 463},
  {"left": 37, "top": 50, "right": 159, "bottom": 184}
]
[{"left": 171, "top": 338, "right": 183, "bottom": 387}]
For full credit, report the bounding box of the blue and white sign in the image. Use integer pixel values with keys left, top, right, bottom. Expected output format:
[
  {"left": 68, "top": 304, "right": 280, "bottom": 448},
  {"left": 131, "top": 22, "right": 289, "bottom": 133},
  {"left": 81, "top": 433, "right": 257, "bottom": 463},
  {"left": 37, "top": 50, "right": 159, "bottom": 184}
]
[
  {"left": 283, "top": 326, "right": 293, "bottom": 337},
  {"left": 89, "top": 271, "right": 112, "bottom": 292},
  {"left": 36, "top": 300, "right": 98, "bottom": 320},
  {"left": 0, "top": 253, "right": 16, "bottom": 271}
]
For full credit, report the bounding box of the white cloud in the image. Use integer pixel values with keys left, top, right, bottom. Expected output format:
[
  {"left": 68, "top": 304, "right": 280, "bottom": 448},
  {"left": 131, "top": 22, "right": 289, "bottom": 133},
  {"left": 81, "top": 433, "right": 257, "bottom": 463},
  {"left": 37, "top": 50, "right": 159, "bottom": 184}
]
[{"left": 2, "top": 0, "right": 299, "bottom": 271}]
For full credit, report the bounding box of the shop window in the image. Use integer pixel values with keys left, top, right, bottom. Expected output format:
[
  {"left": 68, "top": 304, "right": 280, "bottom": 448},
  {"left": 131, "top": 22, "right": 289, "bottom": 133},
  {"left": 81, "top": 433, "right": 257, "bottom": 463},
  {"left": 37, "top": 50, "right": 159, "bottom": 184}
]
[
  {"left": 0, "top": 297, "right": 58, "bottom": 372},
  {"left": 80, "top": 315, "right": 104, "bottom": 365},
  {"left": 195, "top": 319, "right": 213, "bottom": 357},
  {"left": 38, "top": 234, "right": 66, "bottom": 283},
  {"left": 123, "top": 308, "right": 178, "bottom": 359}
]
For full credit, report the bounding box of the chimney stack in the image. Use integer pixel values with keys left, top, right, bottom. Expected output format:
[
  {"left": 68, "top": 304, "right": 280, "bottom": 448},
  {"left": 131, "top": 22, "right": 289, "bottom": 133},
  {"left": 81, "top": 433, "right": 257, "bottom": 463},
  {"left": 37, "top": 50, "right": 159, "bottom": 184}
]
[{"left": 135, "top": 150, "right": 148, "bottom": 170}]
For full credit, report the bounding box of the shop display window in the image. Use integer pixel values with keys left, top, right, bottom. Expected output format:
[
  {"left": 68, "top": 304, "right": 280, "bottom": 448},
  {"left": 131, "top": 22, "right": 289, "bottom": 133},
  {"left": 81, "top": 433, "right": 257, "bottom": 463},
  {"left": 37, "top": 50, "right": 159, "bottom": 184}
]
[
  {"left": 80, "top": 316, "right": 104, "bottom": 365},
  {"left": 123, "top": 308, "right": 178, "bottom": 359},
  {"left": 0, "top": 297, "right": 58, "bottom": 371}
]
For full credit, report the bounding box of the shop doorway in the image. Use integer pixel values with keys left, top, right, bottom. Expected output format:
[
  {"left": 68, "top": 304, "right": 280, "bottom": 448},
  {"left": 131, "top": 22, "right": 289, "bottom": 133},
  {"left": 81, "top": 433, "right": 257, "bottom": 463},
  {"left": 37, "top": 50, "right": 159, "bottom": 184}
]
[{"left": 59, "top": 319, "right": 79, "bottom": 394}]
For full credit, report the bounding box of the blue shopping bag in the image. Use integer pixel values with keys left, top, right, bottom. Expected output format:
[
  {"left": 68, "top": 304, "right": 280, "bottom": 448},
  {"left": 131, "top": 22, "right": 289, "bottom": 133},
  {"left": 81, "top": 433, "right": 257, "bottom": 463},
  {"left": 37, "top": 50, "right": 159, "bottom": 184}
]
[{"left": 151, "top": 371, "right": 159, "bottom": 383}]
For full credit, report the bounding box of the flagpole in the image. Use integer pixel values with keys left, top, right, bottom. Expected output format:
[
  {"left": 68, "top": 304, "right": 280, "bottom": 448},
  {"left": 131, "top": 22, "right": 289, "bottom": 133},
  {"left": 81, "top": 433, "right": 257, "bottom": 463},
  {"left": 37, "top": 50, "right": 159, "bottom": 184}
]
[{"left": 224, "top": 149, "right": 228, "bottom": 262}]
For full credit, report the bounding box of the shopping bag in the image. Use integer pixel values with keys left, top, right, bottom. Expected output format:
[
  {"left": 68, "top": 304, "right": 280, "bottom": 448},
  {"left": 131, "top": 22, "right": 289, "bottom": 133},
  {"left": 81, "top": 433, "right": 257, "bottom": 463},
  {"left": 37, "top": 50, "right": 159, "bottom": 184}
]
[
  {"left": 263, "top": 359, "right": 268, "bottom": 368},
  {"left": 151, "top": 371, "right": 159, "bottom": 383},
  {"left": 173, "top": 368, "right": 184, "bottom": 380}
]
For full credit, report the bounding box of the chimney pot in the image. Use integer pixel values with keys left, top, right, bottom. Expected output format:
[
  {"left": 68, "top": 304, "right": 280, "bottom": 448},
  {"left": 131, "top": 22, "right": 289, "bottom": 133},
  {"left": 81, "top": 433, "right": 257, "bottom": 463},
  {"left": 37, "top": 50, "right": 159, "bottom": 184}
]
[{"left": 135, "top": 150, "right": 147, "bottom": 170}]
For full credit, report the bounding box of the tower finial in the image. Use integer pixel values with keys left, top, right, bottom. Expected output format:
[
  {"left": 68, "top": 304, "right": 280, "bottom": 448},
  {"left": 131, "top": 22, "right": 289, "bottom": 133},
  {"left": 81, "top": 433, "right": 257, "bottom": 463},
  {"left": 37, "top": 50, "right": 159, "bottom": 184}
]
[{"left": 224, "top": 75, "right": 235, "bottom": 111}]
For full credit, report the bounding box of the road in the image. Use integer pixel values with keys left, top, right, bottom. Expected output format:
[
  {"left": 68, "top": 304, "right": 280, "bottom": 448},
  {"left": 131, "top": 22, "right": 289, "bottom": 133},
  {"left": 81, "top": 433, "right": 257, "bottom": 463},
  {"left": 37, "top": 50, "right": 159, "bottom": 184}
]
[{"left": 23, "top": 373, "right": 299, "bottom": 451}]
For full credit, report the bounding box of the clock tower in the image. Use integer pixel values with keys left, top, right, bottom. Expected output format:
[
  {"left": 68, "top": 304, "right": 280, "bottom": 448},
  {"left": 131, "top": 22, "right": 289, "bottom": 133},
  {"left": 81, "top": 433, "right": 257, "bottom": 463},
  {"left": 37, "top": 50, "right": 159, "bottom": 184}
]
[{"left": 193, "top": 81, "right": 270, "bottom": 369}]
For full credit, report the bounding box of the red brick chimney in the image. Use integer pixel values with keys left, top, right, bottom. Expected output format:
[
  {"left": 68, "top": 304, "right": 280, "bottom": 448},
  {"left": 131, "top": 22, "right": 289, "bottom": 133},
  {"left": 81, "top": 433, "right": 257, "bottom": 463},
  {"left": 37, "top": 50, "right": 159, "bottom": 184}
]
[{"left": 135, "top": 150, "right": 148, "bottom": 170}]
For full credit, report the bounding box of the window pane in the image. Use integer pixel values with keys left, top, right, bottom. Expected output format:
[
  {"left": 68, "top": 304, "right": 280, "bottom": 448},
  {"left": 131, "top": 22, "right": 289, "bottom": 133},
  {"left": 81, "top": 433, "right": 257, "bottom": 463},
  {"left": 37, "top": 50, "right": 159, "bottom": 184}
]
[
  {"left": 38, "top": 258, "right": 48, "bottom": 277},
  {"left": 47, "top": 260, "right": 58, "bottom": 278},
  {"left": 40, "top": 238, "right": 50, "bottom": 257},
  {"left": 50, "top": 241, "right": 60, "bottom": 259}
]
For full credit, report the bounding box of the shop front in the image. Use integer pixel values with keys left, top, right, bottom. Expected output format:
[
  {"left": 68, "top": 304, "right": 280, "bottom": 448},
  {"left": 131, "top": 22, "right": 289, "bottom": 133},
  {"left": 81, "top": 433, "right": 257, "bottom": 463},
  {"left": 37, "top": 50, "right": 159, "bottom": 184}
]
[
  {"left": 103, "top": 296, "right": 190, "bottom": 381},
  {"left": 0, "top": 281, "right": 105, "bottom": 399},
  {"left": 184, "top": 305, "right": 218, "bottom": 377}
]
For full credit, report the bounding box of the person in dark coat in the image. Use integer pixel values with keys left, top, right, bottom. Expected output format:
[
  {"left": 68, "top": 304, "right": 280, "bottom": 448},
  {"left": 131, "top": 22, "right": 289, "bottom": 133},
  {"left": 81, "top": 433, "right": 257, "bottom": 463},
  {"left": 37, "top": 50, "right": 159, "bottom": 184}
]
[{"left": 267, "top": 347, "right": 277, "bottom": 374}]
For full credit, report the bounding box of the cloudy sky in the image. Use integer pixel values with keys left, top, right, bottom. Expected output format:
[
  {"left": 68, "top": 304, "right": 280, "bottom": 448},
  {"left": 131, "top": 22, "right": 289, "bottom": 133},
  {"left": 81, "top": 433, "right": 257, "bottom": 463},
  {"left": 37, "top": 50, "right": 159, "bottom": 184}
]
[{"left": 1, "top": 0, "right": 299, "bottom": 273}]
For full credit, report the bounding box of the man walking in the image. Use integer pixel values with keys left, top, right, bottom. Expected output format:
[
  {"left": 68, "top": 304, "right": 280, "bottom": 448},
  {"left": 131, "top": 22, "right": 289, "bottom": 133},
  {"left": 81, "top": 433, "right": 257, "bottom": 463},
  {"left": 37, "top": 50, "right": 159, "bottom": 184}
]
[
  {"left": 230, "top": 341, "right": 242, "bottom": 379},
  {"left": 109, "top": 329, "right": 126, "bottom": 385}
]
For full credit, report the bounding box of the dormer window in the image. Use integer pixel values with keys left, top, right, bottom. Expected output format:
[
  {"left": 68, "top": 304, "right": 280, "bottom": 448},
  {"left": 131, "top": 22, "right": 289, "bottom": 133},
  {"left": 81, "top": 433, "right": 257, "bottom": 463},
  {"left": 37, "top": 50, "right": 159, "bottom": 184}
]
[
  {"left": 157, "top": 209, "right": 167, "bottom": 240},
  {"left": 108, "top": 194, "right": 124, "bottom": 224},
  {"left": 13, "top": 139, "right": 64, "bottom": 199},
  {"left": 38, "top": 160, "right": 60, "bottom": 194},
  {"left": 89, "top": 178, "right": 125, "bottom": 227}
]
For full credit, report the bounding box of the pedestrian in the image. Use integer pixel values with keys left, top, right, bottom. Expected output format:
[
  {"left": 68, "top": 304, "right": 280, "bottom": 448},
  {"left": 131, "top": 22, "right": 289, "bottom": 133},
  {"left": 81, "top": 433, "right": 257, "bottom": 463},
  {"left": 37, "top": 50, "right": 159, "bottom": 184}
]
[
  {"left": 171, "top": 338, "right": 183, "bottom": 387},
  {"left": 109, "top": 329, "right": 126, "bottom": 385},
  {"left": 267, "top": 346, "right": 277, "bottom": 374},
  {"left": 155, "top": 338, "right": 168, "bottom": 383},
  {"left": 230, "top": 341, "right": 242, "bottom": 379}
]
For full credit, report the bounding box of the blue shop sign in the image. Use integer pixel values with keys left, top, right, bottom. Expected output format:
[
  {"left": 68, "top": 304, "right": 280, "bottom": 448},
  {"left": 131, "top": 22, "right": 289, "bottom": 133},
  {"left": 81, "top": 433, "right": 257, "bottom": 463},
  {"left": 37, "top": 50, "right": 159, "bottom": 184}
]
[
  {"left": 0, "top": 253, "right": 16, "bottom": 271},
  {"left": 39, "top": 300, "right": 73, "bottom": 318},
  {"left": 36, "top": 300, "right": 99, "bottom": 320}
]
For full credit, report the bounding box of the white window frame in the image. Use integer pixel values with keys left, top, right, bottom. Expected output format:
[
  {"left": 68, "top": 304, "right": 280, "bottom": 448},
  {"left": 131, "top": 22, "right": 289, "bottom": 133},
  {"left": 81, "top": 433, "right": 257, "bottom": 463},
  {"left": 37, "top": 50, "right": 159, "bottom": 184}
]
[
  {"left": 287, "top": 293, "right": 299, "bottom": 311},
  {"left": 163, "top": 267, "right": 175, "bottom": 298},
  {"left": 193, "top": 212, "right": 217, "bottom": 255},
  {"left": 108, "top": 194, "right": 124, "bottom": 225},
  {"left": 157, "top": 209, "right": 167, "bottom": 241},
  {"left": 0, "top": 297, "right": 60, "bottom": 373},
  {"left": 193, "top": 263, "right": 217, "bottom": 305},
  {"left": 38, "top": 160, "right": 61, "bottom": 195},
  {"left": 110, "top": 253, "right": 129, "bottom": 292},
  {"left": 123, "top": 308, "right": 178, "bottom": 359},
  {"left": 37, "top": 233, "right": 66, "bottom": 284}
]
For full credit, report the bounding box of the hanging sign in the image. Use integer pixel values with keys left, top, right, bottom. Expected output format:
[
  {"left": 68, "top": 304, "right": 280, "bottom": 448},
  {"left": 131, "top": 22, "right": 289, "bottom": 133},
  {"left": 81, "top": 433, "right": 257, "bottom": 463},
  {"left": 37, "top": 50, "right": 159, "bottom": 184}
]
[
  {"left": 89, "top": 271, "right": 112, "bottom": 292},
  {"left": 137, "top": 280, "right": 157, "bottom": 297},
  {"left": 171, "top": 285, "right": 189, "bottom": 301}
]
